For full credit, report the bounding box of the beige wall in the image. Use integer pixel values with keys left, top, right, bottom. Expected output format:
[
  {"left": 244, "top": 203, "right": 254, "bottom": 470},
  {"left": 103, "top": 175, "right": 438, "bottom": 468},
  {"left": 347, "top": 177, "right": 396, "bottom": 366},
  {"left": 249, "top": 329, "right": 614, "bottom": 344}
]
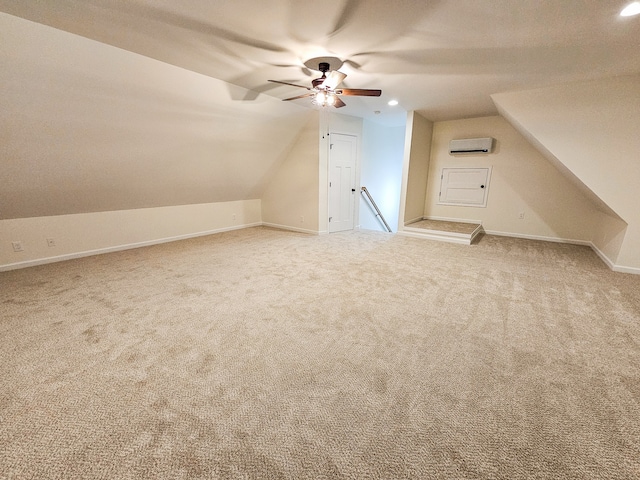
[
  {"left": 0, "top": 12, "right": 309, "bottom": 220},
  {"left": 260, "top": 111, "right": 364, "bottom": 235},
  {"left": 0, "top": 12, "right": 312, "bottom": 270},
  {"left": 261, "top": 113, "right": 320, "bottom": 233},
  {"left": 591, "top": 211, "right": 628, "bottom": 266},
  {"left": 492, "top": 75, "right": 640, "bottom": 272},
  {"left": 401, "top": 112, "right": 433, "bottom": 225},
  {"left": 424, "top": 115, "right": 599, "bottom": 242},
  {"left": 0, "top": 200, "right": 261, "bottom": 270}
]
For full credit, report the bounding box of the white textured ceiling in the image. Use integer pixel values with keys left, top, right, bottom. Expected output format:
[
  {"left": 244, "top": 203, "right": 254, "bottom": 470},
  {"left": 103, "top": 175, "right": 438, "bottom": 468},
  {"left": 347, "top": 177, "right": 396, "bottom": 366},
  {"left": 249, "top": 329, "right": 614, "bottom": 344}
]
[{"left": 2, "top": 0, "right": 639, "bottom": 123}]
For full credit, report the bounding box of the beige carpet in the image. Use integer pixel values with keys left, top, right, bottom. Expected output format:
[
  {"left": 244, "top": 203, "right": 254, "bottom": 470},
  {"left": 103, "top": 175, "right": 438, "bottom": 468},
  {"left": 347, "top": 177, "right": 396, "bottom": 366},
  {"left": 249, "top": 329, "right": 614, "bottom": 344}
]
[
  {"left": 406, "top": 219, "right": 481, "bottom": 235},
  {"left": 1, "top": 227, "right": 639, "bottom": 479}
]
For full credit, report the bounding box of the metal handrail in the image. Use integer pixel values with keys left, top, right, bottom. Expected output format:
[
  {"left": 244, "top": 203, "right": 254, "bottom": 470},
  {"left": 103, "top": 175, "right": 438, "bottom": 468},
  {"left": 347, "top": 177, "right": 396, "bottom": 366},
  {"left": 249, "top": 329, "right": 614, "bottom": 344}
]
[{"left": 361, "top": 186, "right": 392, "bottom": 233}]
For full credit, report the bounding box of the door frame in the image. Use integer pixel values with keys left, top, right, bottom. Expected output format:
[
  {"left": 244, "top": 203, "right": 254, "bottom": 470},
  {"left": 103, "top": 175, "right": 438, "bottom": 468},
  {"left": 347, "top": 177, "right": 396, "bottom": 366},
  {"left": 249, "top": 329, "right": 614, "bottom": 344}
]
[
  {"left": 327, "top": 132, "right": 359, "bottom": 232},
  {"left": 318, "top": 111, "right": 363, "bottom": 235}
]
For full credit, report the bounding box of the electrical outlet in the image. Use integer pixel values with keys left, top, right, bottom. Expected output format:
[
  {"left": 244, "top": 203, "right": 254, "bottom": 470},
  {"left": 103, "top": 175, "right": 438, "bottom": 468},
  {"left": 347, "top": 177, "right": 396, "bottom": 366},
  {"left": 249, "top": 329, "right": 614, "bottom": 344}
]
[
  {"left": 232, "top": 213, "right": 236, "bottom": 221},
  {"left": 47, "top": 238, "right": 56, "bottom": 247},
  {"left": 300, "top": 215, "right": 304, "bottom": 223},
  {"left": 12, "top": 241, "right": 24, "bottom": 252},
  {"left": 518, "top": 212, "right": 525, "bottom": 220}
]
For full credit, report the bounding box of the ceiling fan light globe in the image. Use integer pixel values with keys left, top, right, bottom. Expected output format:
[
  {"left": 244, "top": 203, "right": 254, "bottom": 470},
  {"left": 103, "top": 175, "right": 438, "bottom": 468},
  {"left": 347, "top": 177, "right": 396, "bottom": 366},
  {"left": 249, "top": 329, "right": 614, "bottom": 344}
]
[{"left": 326, "top": 94, "right": 336, "bottom": 106}]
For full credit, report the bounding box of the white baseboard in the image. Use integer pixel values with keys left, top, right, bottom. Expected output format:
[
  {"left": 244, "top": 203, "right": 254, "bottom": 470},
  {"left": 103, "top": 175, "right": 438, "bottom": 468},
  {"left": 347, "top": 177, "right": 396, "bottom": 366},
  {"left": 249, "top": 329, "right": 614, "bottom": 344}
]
[
  {"left": 589, "top": 241, "right": 616, "bottom": 269},
  {"left": 261, "top": 222, "right": 320, "bottom": 235},
  {"left": 4, "top": 222, "right": 638, "bottom": 275},
  {"left": 483, "top": 229, "right": 591, "bottom": 246},
  {"left": 0, "top": 223, "right": 261, "bottom": 272},
  {"left": 485, "top": 229, "right": 640, "bottom": 275},
  {"left": 589, "top": 242, "right": 640, "bottom": 275},
  {"left": 423, "top": 215, "right": 483, "bottom": 225},
  {"left": 611, "top": 264, "right": 640, "bottom": 275},
  {"left": 403, "top": 216, "right": 424, "bottom": 226},
  {"left": 401, "top": 221, "right": 639, "bottom": 274}
]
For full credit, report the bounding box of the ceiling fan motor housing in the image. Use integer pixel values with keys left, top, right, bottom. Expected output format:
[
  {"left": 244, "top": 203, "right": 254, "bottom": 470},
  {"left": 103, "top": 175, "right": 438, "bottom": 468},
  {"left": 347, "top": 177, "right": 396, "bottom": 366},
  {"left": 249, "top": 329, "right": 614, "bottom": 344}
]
[
  {"left": 312, "top": 63, "right": 331, "bottom": 88},
  {"left": 268, "top": 57, "right": 381, "bottom": 108}
]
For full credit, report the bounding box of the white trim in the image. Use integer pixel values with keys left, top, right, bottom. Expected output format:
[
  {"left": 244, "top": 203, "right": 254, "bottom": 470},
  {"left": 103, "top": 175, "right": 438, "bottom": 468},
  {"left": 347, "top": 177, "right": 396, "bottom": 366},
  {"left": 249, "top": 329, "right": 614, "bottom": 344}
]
[
  {"left": 402, "top": 223, "right": 640, "bottom": 275},
  {"left": 483, "top": 229, "right": 591, "bottom": 246},
  {"left": 4, "top": 222, "right": 638, "bottom": 275},
  {"left": 437, "top": 166, "right": 492, "bottom": 208},
  {"left": 485, "top": 230, "right": 640, "bottom": 275},
  {"left": 589, "top": 242, "right": 616, "bottom": 270},
  {"left": 402, "top": 216, "right": 424, "bottom": 227},
  {"left": 589, "top": 242, "right": 640, "bottom": 275},
  {"left": 327, "top": 132, "right": 359, "bottom": 234},
  {"left": 396, "top": 111, "right": 415, "bottom": 234},
  {"left": 611, "top": 264, "right": 640, "bottom": 275},
  {"left": 423, "top": 215, "right": 483, "bottom": 225},
  {"left": 261, "top": 223, "right": 319, "bottom": 235},
  {"left": 470, "top": 225, "right": 485, "bottom": 243},
  {"left": 401, "top": 222, "right": 484, "bottom": 246},
  {"left": 0, "top": 223, "right": 261, "bottom": 272}
]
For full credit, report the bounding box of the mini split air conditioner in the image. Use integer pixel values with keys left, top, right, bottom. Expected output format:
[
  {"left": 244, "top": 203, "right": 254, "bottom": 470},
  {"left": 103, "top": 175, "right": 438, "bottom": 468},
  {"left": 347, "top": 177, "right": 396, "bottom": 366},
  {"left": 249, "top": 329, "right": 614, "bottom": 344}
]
[{"left": 449, "top": 137, "right": 494, "bottom": 155}]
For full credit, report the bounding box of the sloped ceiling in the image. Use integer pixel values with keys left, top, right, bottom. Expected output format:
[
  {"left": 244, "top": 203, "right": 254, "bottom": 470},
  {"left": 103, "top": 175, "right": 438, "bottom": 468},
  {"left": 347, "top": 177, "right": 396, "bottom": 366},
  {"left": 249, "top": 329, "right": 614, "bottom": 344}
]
[
  {"left": 1, "top": 13, "right": 312, "bottom": 219},
  {"left": 492, "top": 74, "right": 640, "bottom": 267},
  {"left": 1, "top": 0, "right": 639, "bottom": 121},
  {"left": 2, "top": 1, "right": 640, "bottom": 221}
]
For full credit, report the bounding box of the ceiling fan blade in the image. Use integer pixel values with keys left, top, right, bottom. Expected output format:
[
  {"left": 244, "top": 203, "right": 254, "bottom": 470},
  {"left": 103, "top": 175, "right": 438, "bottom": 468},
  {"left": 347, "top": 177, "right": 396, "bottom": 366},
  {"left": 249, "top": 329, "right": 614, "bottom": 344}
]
[
  {"left": 333, "top": 97, "right": 347, "bottom": 108},
  {"left": 337, "top": 88, "right": 382, "bottom": 97},
  {"left": 322, "top": 71, "right": 347, "bottom": 90},
  {"left": 268, "top": 80, "right": 311, "bottom": 90},
  {"left": 282, "top": 92, "right": 316, "bottom": 101}
]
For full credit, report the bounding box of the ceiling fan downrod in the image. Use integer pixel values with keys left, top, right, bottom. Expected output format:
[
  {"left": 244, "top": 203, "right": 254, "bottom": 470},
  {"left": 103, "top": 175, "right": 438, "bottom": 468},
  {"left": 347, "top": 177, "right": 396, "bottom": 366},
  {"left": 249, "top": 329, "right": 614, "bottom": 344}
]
[{"left": 312, "top": 62, "right": 331, "bottom": 88}]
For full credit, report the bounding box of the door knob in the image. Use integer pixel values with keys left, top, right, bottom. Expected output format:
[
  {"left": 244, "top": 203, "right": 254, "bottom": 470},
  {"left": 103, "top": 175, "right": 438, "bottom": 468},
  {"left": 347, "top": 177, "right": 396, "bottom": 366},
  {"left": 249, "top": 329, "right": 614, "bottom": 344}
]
[
  {"left": 352, "top": 188, "right": 356, "bottom": 192},
  {"left": 480, "top": 185, "right": 485, "bottom": 188}
]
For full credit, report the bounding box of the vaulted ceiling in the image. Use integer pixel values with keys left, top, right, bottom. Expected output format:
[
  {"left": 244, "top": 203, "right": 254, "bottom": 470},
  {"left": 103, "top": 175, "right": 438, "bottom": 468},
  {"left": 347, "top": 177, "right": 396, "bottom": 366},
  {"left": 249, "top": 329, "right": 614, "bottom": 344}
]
[
  {"left": 2, "top": 0, "right": 639, "bottom": 123},
  {"left": 2, "top": 1, "right": 640, "bottom": 224}
]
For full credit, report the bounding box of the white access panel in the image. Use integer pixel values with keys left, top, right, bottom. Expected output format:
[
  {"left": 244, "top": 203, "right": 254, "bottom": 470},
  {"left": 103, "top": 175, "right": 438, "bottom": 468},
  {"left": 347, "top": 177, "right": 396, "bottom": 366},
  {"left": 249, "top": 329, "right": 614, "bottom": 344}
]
[{"left": 438, "top": 167, "right": 491, "bottom": 207}]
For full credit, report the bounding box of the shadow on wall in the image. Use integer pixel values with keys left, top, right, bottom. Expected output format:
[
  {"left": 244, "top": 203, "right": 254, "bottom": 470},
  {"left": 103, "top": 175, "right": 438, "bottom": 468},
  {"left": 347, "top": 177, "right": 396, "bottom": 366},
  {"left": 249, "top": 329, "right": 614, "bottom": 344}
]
[
  {"left": 423, "top": 116, "right": 610, "bottom": 244},
  {"left": 360, "top": 119, "right": 406, "bottom": 232}
]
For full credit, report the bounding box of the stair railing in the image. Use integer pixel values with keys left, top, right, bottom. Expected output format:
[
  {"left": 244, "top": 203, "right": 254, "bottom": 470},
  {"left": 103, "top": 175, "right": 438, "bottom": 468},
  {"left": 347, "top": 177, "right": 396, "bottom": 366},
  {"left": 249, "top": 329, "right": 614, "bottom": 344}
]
[{"left": 361, "top": 186, "right": 392, "bottom": 233}]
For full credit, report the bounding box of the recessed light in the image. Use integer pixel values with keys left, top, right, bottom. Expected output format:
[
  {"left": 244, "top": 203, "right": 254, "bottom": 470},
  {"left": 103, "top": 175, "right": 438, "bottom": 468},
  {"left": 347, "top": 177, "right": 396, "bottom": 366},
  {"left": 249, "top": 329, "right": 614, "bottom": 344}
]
[
  {"left": 388, "top": 100, "right": 399, "bottom": 106},
  {"left": 621, "top": 1, "right": 640, "bottom": 16}
]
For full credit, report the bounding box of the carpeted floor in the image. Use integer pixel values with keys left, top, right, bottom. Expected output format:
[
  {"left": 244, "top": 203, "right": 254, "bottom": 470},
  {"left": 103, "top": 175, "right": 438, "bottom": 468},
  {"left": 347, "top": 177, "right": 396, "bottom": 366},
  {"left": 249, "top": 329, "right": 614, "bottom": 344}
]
[
  {"left": 406, "top": 219, "right": 481, "bottom": 235},
  {"left": 1, "top": 227, "right": 639, "bottom": 479}
]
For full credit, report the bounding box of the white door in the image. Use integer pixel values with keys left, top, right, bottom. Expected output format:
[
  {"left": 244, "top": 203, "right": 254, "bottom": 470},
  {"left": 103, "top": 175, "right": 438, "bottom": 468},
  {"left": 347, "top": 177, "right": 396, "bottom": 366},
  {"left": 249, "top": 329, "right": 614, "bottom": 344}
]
[
  {"left": 438, "top": 167, "right": 491, "bottom": 207},
  {"left": 329, "top": 133, "right": 357, "bottom": 232}
]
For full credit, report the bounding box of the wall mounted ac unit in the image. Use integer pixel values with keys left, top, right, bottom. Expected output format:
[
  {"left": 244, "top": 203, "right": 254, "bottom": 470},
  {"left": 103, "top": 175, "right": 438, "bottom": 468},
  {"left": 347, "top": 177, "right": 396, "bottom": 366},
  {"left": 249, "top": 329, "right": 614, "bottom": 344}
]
[{"left": 449, "top": 137, "right": 494, "bottom": 154}]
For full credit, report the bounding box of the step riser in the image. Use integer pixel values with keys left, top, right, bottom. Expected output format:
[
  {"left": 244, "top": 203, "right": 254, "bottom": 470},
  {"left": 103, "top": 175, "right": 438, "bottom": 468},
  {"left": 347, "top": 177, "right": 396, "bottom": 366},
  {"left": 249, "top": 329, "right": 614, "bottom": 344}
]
[{"left": 402, "top": 220, "right": 484, "bottom": 246}]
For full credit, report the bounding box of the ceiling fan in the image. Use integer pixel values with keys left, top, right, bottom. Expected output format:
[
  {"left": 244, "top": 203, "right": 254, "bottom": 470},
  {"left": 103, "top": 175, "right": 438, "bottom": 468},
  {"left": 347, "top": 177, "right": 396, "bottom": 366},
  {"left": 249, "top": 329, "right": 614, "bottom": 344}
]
[{"left": 268, "top": 61, "right": 381, "bottom": 108}]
